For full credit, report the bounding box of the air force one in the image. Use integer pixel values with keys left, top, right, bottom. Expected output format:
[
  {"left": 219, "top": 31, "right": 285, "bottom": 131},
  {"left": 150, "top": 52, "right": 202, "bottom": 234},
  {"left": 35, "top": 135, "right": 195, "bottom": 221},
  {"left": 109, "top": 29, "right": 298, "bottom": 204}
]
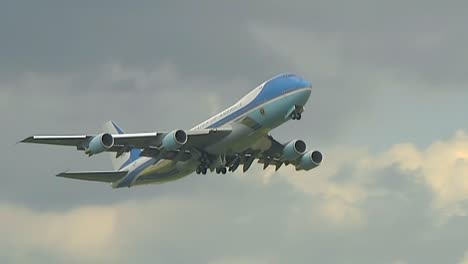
[{"left": 21, "top": 73, "right": 323, "bottom": 188}]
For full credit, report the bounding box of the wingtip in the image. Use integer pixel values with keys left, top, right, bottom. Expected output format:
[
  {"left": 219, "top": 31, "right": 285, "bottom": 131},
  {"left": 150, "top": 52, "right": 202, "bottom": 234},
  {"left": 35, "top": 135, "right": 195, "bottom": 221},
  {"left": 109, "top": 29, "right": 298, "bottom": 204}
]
[
  {"left": 18, "top": 136, "right": 34, "bottom": 144},
  {"left": 56, "top": 170, "right": 70, "bottom": 177}
]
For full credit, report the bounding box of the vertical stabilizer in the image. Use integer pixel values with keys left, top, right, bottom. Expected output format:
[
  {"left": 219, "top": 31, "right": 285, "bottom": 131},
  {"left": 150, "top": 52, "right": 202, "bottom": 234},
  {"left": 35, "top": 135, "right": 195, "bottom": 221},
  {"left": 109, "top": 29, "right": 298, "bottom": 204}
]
[{"left": 102, "top": 121, "right": 141, "bottom": 170}]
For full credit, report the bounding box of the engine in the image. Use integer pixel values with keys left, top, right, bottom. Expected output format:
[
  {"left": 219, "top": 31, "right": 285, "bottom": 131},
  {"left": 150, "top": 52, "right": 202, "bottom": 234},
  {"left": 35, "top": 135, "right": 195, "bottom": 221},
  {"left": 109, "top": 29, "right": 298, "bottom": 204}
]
[
  {"left": 85, "top": 133, "right": 114, "bottom": 155},
  {"left": 161, "top": 129, "right": 188, "bottom": 150},
  {"left": 298, "top": 150, "right": 323, "bottom": 171},
  {"left": 282, "top": 140, "right": 307, "bottom": 161}
]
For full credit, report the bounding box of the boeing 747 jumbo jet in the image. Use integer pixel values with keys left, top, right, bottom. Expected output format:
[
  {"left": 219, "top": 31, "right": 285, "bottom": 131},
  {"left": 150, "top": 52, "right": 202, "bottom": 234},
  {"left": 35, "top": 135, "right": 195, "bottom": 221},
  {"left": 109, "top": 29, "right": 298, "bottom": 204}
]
[{"left": 21, "top": 74, "right": 323, "bottom": 188}]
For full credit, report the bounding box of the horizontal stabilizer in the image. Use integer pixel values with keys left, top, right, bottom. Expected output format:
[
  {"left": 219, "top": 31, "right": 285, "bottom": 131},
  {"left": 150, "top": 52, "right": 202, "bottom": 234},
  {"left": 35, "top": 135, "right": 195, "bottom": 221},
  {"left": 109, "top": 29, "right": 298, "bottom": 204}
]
[{"left": 57, "top": 171, "right": 128, "bottom": 183}]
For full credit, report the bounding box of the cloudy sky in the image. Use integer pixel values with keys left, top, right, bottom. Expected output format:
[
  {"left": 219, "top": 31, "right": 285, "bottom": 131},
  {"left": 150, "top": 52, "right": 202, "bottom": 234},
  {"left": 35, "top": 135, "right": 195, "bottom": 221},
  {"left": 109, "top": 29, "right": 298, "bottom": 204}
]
[{"left": 2, "top": 1, "right": 468, "bottom": 263}]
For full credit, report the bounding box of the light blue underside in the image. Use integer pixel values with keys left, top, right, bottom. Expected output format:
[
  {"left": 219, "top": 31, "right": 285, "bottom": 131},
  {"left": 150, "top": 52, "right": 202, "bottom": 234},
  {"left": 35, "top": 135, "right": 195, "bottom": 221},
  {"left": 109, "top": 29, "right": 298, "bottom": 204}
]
[{"left": 246, "top": 89, "right": 311, "bottom": 129}]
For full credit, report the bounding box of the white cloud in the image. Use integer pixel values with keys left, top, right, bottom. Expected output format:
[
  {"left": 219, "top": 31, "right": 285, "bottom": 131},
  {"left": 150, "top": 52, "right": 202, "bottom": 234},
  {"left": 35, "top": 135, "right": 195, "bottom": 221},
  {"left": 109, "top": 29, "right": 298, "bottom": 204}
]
[
  {"left": 275, "top": 146, "right": 370, "bottom": 227},
  {"left": 368, "top": 130, "right": 468, "bottom": 219},
  {"left": 282, "top": 130, "right": 468, "bottom": 223},
  {"left": 459, "top": 251, "right": 468, "bottom": 264},
  {"left": 0, "top": 204, "right": 119, "bottom": 261}
]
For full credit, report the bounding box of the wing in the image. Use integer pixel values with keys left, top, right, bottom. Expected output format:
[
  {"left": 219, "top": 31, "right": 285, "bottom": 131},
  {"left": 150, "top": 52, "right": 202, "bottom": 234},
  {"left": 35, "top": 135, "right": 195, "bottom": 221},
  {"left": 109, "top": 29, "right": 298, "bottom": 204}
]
[
  {"left": 57, "top": 171, "right": 128, "bottom": 183},
  {"left": 261, "top": 135, "right": 288, "bottom": 159},
  {"left": 21, "top": 135, "right": 93, "bottom": 147},
  {"left": 227, "top": 135, "right": 303, "bottom": 172},
  {"left": 112, "top": 128, "right": 232, "bottom": 150},
  {"left": 21, "top": 127, "right": 232, "bottom": 160}
]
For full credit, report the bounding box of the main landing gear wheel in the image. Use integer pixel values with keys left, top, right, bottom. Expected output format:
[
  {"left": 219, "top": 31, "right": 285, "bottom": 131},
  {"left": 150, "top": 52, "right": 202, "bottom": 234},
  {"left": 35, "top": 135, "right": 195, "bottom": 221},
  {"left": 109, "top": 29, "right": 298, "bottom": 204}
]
[
  {"left": 215, "top": 167, "right": 228, "bottom": 174},
  {"left": 197, "top": 152, "right": 211, "bottom": 175},
  {"left": 196, "top": 165, "right": 208, "bottom": 175}
]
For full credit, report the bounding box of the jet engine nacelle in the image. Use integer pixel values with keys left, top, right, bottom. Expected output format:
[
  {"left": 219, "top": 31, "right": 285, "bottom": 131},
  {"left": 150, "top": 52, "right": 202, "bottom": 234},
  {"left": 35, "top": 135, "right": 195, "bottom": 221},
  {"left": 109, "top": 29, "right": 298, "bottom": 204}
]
[
  {"left": 298, "top": 150, "right": 323, "bottom": 171},
  {"left": 282, "top": 140, "right": 307, "bottom": 161},
  {"left": 85, "top": 133, "right": 114, "bottom": 155},
  {"left": 162, "top": 130, "right": 188, "bottom": 150}
]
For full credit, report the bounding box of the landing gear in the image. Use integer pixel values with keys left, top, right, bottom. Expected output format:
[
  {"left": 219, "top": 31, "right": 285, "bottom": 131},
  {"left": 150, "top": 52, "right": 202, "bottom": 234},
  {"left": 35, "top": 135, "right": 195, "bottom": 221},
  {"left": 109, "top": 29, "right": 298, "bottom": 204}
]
[
  {"left": 196, "top": 151, "right": 210, "bottom": 175},
  {"left": 229, "top": 155, "right": 241, "bottom": 172},
  {"left": 199, "top": 152, "right": 209, "bottom": 164},
  {"left": 196, "top": 152, "right": 230, "bottom": 175},
  {"left": 291, "top": 112, "right": 302, "bottom": 120},
  {"left": 288, "top": 105, "right": 304, "bottom": 121},
  {"left": 196, "top": 165, "right": 208, "bottom": 175},
  {"left": 215, "top": 167, "right": 227, "bottom": 174},
  {"left": 197, "top": 165, "right": 227, "bottom": 175}
]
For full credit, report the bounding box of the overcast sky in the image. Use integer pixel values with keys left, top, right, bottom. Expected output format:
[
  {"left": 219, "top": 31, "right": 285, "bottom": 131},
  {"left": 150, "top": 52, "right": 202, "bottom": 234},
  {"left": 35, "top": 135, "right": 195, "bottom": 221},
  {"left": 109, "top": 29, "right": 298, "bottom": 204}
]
[{"left": 2, "top": 1, "right": 468, "bottom": 263}]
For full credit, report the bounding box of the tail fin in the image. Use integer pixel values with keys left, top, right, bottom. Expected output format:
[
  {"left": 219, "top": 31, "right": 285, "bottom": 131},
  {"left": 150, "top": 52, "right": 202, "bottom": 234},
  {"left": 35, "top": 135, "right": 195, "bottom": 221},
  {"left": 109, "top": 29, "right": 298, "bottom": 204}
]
[{"left": 102, "top": 121, "right": 141, "bottom": 170}]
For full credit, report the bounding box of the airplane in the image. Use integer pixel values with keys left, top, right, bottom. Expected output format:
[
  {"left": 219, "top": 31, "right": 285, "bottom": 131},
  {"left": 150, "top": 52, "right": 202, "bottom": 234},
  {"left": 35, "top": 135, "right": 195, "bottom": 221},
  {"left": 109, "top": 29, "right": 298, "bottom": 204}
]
[{"left": 21, "top": 73, "right": 323, "bottom": 188}]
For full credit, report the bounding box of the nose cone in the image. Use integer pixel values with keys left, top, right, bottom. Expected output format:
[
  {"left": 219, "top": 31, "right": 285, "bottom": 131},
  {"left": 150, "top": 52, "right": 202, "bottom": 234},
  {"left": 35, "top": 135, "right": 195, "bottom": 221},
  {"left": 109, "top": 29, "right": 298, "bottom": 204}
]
[
  {"left": 296, "top": 87, "right": 312, "bottom": 106},
  {"left": 288, "top": 74, "right": 312, "bottom": 89},
  {"left": 260, "top": 73, "right": 313, "bottom": 103},
  {"left": 286, "top": 74, "right": 312, "bottom": 105}
]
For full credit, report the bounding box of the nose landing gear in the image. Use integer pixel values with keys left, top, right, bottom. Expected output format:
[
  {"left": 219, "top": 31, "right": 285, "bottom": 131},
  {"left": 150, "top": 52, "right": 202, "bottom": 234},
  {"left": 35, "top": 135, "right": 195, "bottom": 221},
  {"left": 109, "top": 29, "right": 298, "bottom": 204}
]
[
  {"left": 291, "top": 112, "right": 302, "bottom": 120},
  {"left": 287, "top": 105, "right": 304, "bottom": 121}
]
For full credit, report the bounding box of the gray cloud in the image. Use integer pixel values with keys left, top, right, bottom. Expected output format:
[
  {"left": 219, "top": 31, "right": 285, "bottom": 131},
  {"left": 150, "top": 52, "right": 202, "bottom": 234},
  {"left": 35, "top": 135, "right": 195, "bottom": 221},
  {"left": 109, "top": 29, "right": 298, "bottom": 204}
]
[
  {"left": 0, "top": 1, "right": 282, "bottom": 81},
  {"left": 2, "top": 1, "right": 467, "bottom": 85},
  {"left": 2, "top": 1, "right": 468, "bottom": 263}
]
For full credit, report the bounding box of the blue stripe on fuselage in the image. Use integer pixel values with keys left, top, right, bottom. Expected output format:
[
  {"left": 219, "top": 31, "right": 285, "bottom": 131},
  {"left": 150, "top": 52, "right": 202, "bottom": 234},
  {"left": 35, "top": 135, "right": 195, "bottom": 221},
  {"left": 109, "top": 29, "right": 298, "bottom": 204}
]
[
  {"left": 119, "top": 148, "right": 143, "bottom": 170},
  {"left": 112, "top": 121, "right": 143, "bottom": 170},
  {"left": 207, "top": 74, "right": 311, "bottom": 128},
  {"left": 116, "top": 158, "right": 154, "bottom": 188}
]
